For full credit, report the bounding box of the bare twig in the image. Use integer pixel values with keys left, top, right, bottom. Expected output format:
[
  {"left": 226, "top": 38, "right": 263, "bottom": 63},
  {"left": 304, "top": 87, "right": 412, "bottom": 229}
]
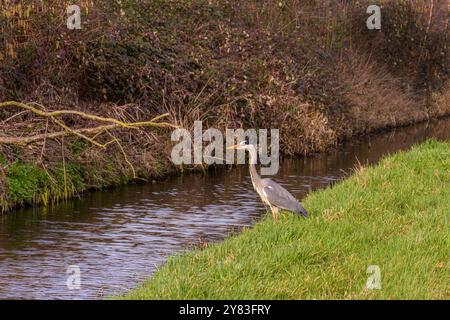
[
  {"left": 0, "top": 101, "right": 177, "bottom": 146},
  {"left": 39, "top": 118, "right": 49, "bottom": 162},
  {"left": 105, "top": 130, "right": 137, "bottom": 179},
  {"left": 61, "top": 136, "right": 68, "bottom": 196}
]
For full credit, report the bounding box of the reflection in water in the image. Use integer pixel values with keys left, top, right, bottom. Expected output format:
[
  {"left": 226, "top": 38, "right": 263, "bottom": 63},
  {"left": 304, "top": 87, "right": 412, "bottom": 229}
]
[{"left": 0, "top": 118, "right": 449, "bottom": 299}]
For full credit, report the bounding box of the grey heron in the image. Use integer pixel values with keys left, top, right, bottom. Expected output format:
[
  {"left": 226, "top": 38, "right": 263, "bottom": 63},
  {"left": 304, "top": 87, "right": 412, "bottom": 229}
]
[{"left": 228, "top": 141, "right": 308, "bottom": 223}]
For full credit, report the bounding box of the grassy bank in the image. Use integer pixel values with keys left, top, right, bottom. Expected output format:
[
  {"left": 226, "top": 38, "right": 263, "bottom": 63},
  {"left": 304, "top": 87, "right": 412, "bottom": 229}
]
[
  {"left": 1, "top": 0, "right": 449, "bottom": 213},
  {"left": 124, "top": 140, "right": 449, "bottom": 299},
  {"left": 0, "top": 157, "right": 168, "bottom": 213}
]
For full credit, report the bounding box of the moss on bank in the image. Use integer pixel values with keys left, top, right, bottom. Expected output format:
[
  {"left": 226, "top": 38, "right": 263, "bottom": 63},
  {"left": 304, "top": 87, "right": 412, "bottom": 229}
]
[
  {"left": 0, "top": 145, "right": 174, "bottom": 213},
  {"left": 123, "top": 140, "right": 449, "bottom": 299},
  {"left": 0, "top": 158, "right": 134, "bottom": 213},
  {"left": 1, "top": 161, "right": 81, "bottom": 212}
]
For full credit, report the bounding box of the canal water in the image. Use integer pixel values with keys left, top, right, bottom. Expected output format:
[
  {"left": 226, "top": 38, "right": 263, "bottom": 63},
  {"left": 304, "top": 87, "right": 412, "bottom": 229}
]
[{"left": 0, "top": 118, "right": 448, "bottom": 299}]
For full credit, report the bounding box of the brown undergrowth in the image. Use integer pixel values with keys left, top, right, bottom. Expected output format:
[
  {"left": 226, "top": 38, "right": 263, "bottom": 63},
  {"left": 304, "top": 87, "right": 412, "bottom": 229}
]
[{"left": 0, "top": 0, "right": 448, "bottom": 212}]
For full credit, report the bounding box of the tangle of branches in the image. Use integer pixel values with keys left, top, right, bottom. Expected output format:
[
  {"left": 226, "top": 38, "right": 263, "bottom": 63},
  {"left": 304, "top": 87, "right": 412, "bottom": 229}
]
[{"left": 0, "top": 101, "right": 177, "bottom": 148}]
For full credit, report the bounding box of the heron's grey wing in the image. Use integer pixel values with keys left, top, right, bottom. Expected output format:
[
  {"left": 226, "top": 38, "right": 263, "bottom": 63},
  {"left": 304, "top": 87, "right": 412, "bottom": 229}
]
[{"left": 261, "top": 179, "right": 308, "bottom": 217}]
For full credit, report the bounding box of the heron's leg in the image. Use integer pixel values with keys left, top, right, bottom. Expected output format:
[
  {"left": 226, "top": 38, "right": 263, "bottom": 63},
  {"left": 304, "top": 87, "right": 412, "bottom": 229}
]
[{"left": 272, "top": 206, "right": 279, "bottom": 224}]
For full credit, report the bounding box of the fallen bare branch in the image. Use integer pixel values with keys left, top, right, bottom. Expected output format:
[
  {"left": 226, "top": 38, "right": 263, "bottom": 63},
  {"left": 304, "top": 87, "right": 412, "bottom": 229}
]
[{"left": 0, "top": 101, "right": 177, "bottom": 147}]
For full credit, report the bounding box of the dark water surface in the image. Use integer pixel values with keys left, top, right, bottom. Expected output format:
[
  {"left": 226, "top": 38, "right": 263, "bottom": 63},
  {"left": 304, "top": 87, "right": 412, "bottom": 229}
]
[{"left": 0, "top": 118, "right": 449, "bottom": 299}]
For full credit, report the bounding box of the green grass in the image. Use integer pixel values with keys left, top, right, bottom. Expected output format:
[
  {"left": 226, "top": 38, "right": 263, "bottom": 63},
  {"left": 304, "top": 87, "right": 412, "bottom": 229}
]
[
  {"left": 4, "top": 162, "right": 51, "bottom": 206},
  {"left": 0, "top": 161, "right": 88, "bottom": 213},
  {"left": 123, "top": 140, "right": 449, "bottom": 299},
  {"left": 0, "top": 153, "right": 6, "bottom": 165},
  {"left": 0, "top": 151, "right": 155, "bottom": 214}
]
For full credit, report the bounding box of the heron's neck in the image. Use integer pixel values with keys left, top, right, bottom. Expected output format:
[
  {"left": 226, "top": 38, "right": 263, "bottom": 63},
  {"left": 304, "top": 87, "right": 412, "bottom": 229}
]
[{"left": 247, "top": 146, "right": 261, "bottom": 184}]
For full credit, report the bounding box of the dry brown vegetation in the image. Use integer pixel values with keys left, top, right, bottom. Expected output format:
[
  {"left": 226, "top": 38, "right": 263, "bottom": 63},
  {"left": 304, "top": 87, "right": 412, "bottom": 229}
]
[{"left": 0, "top": 0, "right": 449, "bottom": 211}]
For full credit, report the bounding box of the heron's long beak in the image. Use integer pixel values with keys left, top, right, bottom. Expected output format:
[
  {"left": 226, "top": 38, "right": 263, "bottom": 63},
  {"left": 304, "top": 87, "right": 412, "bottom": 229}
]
[{"left": 227, "top": 144, "right": 239, "bottom": 150}]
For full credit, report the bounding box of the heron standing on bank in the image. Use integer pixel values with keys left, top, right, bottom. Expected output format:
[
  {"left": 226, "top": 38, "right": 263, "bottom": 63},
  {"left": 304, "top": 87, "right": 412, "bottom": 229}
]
[{"left": 228, "top": 141, "right": 308, "bottom": 223}]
